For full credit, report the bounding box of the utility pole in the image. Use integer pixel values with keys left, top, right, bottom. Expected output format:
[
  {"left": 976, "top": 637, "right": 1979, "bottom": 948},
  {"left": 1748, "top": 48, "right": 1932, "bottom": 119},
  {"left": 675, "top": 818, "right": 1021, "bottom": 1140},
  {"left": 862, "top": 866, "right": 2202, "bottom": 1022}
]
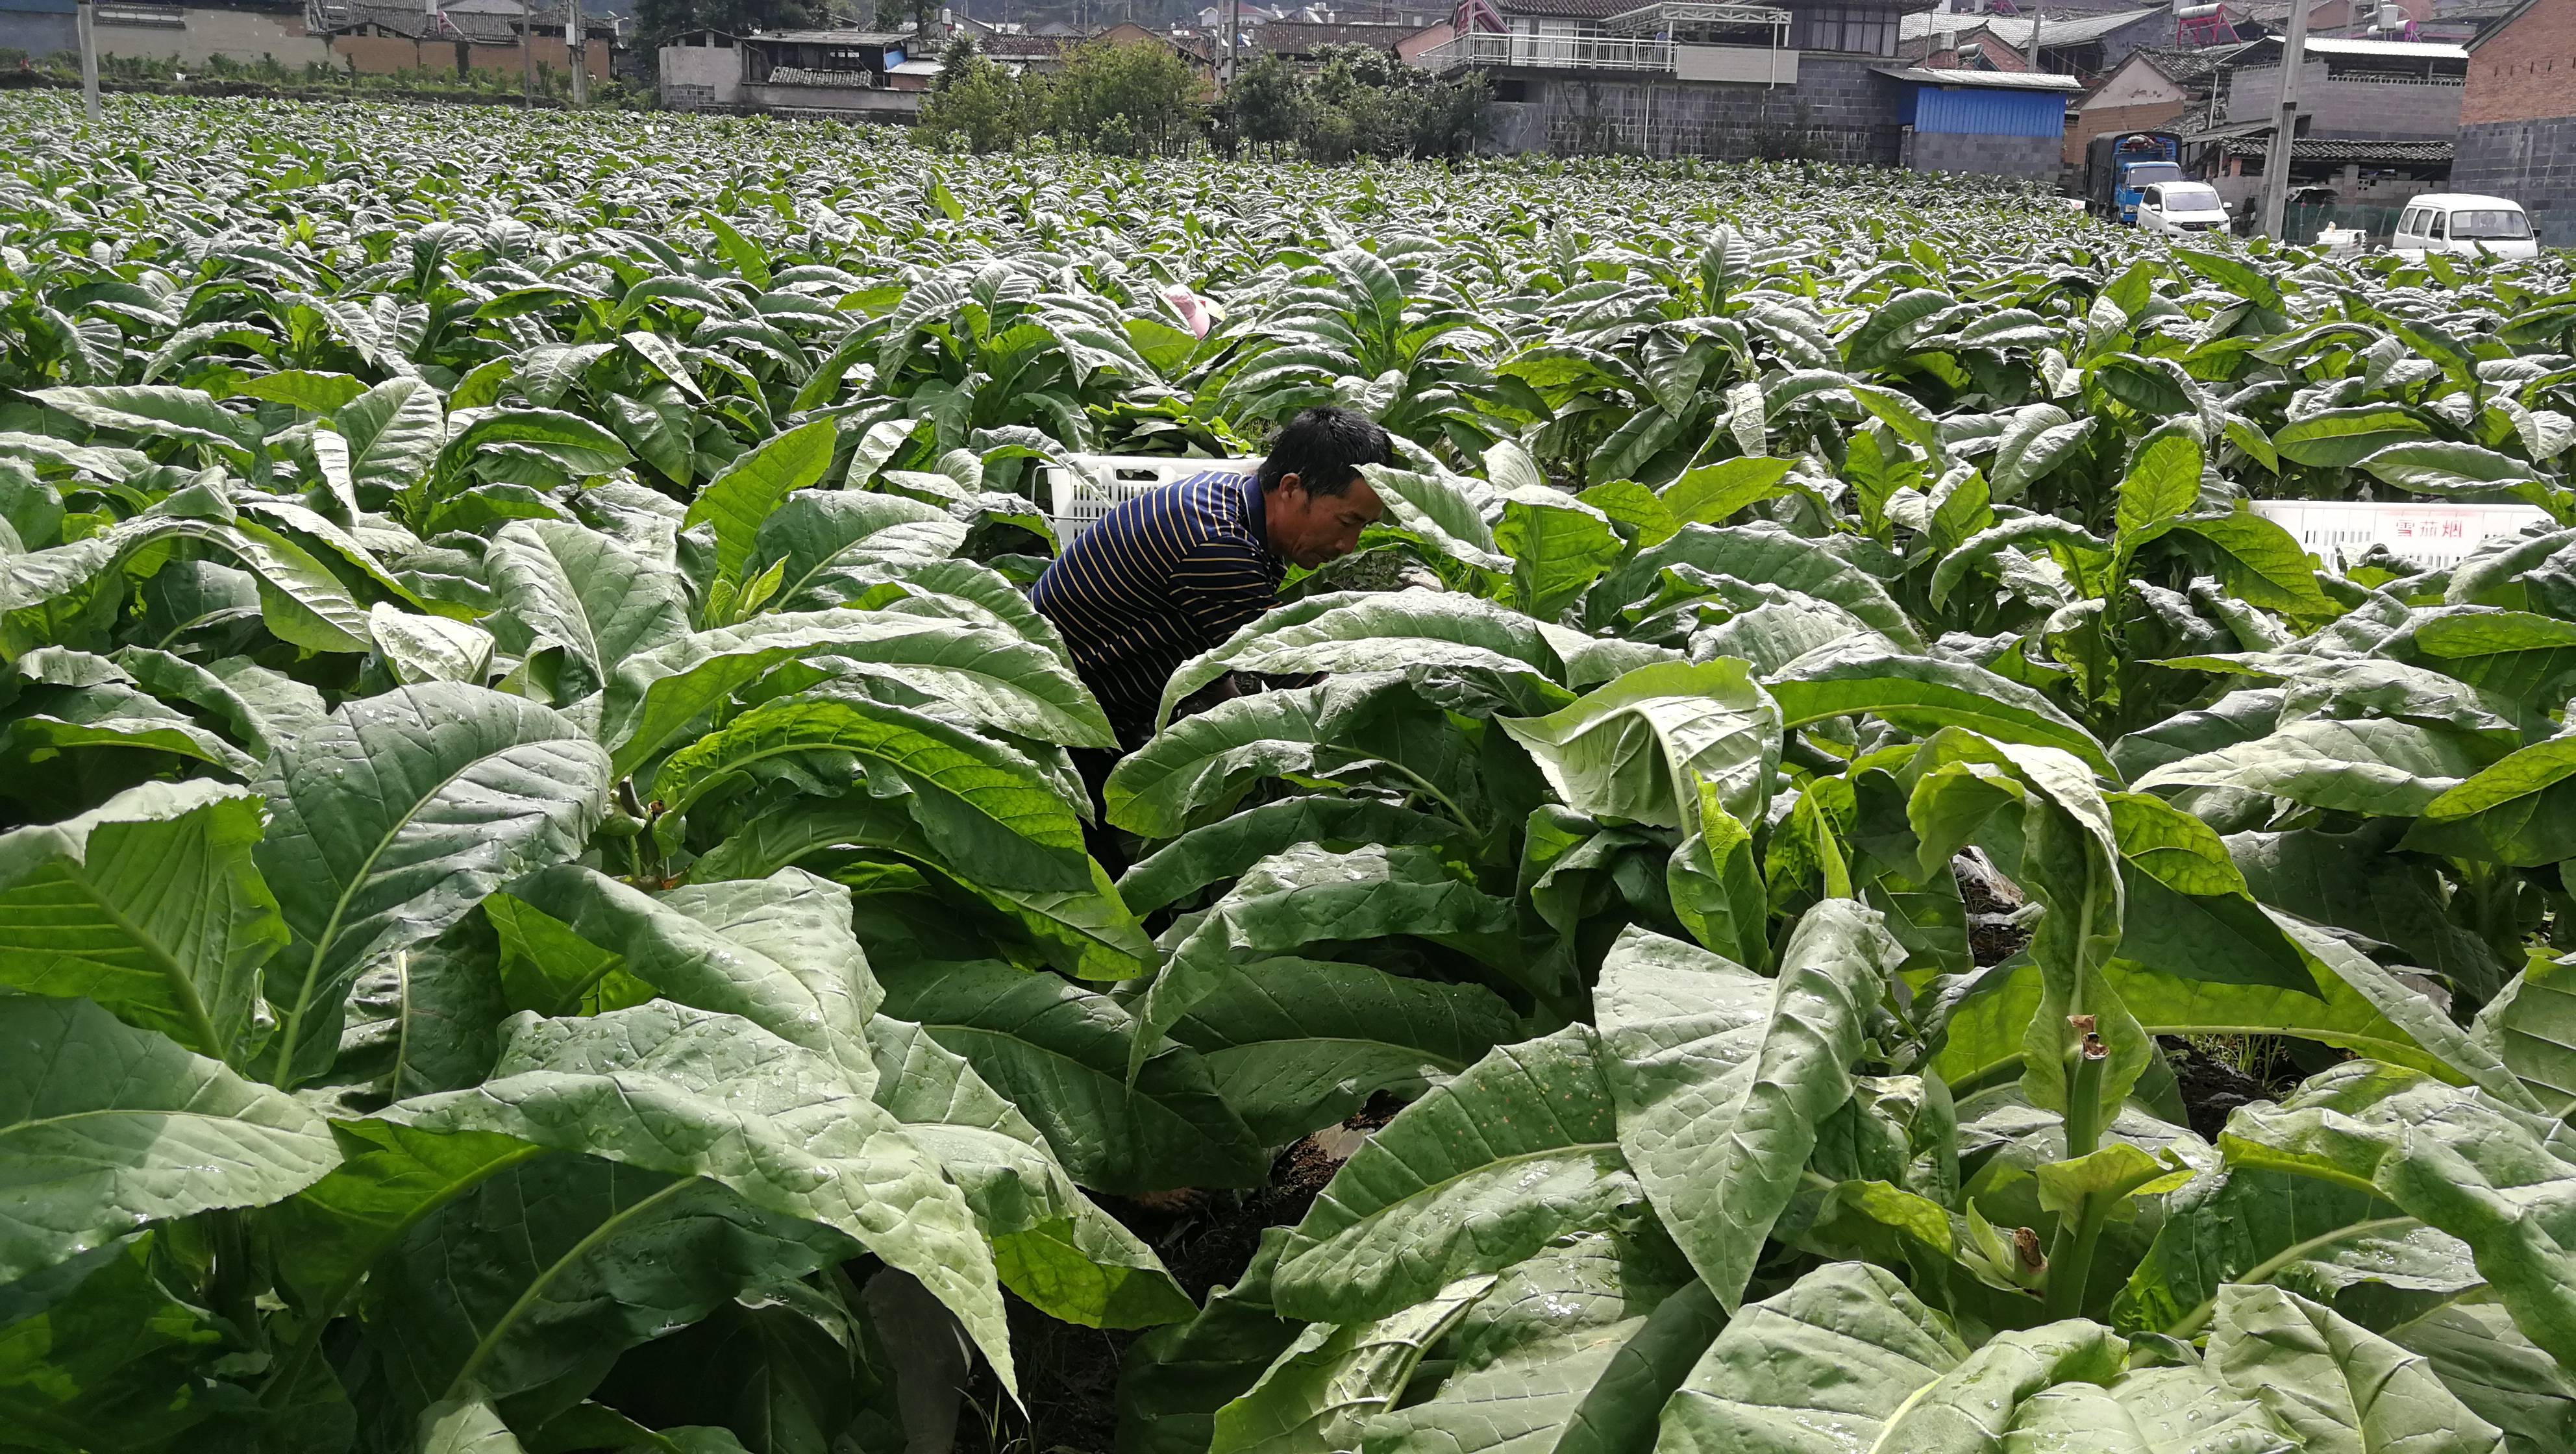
[
  {"left": 523, "top": 3, "right": 536, "bottom": 106},
  {"left": 2258, "top": 0, "right": 2310, "bottom": 238},
  {"left": 567, "top": 0, "right": 588, "bottom": 105},
  {"left": 75, "top": 0, "right": 99, "bottom": 120},
  {"left": 1222, "top": 0, "right": 1237, "bottom": 90},
  {"left": 2024, "top": 5, "right": 2040, "bottom": 68}
]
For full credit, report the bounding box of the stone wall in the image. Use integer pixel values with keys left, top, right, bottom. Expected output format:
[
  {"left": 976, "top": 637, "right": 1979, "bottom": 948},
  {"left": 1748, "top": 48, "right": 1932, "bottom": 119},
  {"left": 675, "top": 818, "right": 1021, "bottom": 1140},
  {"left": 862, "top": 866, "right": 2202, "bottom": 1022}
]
[
  {"left": 2454, "top": 115, "right": 2576, "bottom": 248},
  {"left": 1907, "top": 127, "right": 2061, "bottom": 178},
  {"left": 1491, "top": 58, "right": 1903, "bottom": 164}
]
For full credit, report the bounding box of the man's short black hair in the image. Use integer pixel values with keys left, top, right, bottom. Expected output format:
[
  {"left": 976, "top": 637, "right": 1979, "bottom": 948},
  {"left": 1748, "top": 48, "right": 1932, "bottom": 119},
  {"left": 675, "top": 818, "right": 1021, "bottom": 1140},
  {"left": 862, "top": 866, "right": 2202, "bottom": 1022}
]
[{"left": 1258, "top": 406, "right": 1394, "bottom": 498}]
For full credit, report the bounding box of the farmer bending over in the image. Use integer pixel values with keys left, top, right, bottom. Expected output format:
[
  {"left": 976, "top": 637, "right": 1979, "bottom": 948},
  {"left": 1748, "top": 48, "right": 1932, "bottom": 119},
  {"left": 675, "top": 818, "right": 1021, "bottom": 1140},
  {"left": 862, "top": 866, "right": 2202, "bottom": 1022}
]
[{"left": 1032, "top": 406, "right": 1391, "bottom": 859}]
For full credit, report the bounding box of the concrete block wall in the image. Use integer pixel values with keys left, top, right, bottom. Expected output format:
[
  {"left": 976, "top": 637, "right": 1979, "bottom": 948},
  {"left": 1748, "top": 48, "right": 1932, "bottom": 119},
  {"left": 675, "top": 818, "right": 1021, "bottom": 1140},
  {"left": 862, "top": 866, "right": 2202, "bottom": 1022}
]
[
  {"left": 2454, "top": 115, "right": 2576, "bottom": 247},
  {"left": 1505, "top": 58, "right": 1903, "bottom": 164},
  {"left": 91, "top": 6, "right": 330, "bottom": 67},
  {"left": 2225, "top": 64, "right": 2464, "bottom": 140},
  {"left": 0, "top": 10, "right": 79, "bottom": 56},
  {"left": 1909, "top": 127, "right": 2060, "bottom": 177}
]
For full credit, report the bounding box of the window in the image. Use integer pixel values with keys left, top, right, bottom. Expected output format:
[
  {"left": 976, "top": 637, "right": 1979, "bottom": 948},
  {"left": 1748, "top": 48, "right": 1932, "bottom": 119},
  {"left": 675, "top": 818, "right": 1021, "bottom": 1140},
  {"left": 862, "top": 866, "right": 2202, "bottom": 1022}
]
[
  {"left": 2142, "top": 186, "right": 2162, "bottom": 207},
  {"left": 1793, "top": 5, "right": 1896, "bottom": 55},
  {"left": 2398, "top": 207, "right": 2423, "bottom": 234},
  {"left": 2164, "top": 184, "right": 2223, "bottom": 210},
  {"left": 2427, "top": 212, "right": 2447, "bottom": 239},
  {"left": 2451, "top": 209, "right": 2531, "bottom": 240}
]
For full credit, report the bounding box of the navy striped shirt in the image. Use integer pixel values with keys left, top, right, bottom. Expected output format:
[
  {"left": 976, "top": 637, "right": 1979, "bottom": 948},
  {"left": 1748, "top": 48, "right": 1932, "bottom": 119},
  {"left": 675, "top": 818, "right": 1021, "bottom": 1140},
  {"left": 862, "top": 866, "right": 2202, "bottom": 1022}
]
[{"left": 1032, "top": 469, "right": 1283, "bottom": 746}]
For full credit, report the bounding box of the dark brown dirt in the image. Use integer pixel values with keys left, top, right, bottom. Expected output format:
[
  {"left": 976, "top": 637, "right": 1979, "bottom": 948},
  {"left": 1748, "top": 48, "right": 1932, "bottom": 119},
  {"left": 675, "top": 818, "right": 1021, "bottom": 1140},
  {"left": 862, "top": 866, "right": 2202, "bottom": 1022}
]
[
  {"left": 2159, "top": 1036, "right": 2303, "bottom": 1142},
  {"left": 956, "top": 1097, "right": 1404, "bottom": 1454}
]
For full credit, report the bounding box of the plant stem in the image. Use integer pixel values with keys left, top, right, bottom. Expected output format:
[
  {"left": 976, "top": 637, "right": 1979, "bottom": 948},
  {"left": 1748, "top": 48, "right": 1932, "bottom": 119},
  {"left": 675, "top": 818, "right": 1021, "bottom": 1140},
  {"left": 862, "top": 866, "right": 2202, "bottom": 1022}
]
[{"left": 206, "top": 1209, "right": 264, "bottom": 1353}]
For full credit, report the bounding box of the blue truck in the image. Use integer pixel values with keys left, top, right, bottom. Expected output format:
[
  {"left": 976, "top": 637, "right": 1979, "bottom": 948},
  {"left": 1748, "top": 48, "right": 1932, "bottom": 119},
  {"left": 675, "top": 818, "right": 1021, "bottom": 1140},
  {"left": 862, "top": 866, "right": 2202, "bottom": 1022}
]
[{"left": 2081, "top": 131, "right": 2185, "bottom": 226}]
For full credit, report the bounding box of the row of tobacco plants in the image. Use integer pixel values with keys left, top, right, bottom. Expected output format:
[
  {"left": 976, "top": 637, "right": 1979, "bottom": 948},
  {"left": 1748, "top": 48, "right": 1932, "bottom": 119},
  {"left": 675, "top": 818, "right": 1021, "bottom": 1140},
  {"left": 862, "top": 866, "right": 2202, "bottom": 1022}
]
[{"left": 4, "top": 92, "right": 2576, "bottom": 1454}]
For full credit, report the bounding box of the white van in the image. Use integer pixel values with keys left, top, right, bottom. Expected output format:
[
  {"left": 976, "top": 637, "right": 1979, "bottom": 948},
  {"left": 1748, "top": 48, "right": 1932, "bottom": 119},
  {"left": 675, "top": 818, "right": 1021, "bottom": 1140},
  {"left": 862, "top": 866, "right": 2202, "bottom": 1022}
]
[{"left": 2391, "top": 194, "right": 2540, "bottom": 261}]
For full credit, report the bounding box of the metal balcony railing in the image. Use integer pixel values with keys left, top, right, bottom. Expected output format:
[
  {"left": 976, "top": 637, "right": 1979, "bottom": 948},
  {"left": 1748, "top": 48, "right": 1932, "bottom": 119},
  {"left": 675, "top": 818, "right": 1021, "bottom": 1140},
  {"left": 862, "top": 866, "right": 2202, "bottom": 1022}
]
[{"left": 1415, "top": 31, "right": 1676, "bottom": 73}]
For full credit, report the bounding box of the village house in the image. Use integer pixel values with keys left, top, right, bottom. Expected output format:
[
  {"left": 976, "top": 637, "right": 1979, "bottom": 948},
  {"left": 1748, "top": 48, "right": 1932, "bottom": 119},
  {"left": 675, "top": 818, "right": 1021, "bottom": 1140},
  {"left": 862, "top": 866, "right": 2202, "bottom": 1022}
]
[{"left": 2449, "top": 0, "right": 2576, "bottom": 246}]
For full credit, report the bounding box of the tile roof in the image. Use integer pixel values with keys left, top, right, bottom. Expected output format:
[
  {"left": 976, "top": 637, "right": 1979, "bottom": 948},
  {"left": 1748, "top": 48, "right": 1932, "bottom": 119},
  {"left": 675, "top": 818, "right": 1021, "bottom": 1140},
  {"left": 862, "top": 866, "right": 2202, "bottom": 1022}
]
[{"left": 2217, "top": 133, "right": 2455, "bottom": 159}]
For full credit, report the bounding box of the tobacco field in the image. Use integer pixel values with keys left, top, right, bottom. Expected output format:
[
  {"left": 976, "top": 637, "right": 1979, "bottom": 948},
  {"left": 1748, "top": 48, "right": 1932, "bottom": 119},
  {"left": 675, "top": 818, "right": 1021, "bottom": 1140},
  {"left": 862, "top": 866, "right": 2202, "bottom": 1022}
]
[{"left": 6, "top": 89, "right": 2576, "bottom": 1454}]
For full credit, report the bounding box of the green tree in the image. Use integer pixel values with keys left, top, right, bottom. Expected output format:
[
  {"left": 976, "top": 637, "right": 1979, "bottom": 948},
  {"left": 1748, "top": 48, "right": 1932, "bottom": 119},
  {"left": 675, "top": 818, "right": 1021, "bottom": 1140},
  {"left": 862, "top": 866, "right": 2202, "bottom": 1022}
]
[
  {"left": 1049, "top": 38, "right": 1200, "bottom": 155},
  {"left": 1227, "top": 53, "right": 1306, "bottom": 154},
  {"left": 918, "top": 53, "right": 1044, "bottom": 153},
  {"left": 635, "top": 0, "right": 815, "bottom": 44}
]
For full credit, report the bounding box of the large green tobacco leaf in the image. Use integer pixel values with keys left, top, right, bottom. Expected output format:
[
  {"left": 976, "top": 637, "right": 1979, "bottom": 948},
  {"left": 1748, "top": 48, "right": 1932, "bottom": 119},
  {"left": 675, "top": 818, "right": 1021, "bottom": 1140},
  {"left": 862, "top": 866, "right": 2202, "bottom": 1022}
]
[
  {"left": 1494, "top": 487, "right": 1624, "bottom": 619},
  {"left": 379, "top": 1001, "right": 1019, "bottom": 1393},
  {"left": 689, "top": 795, "right": 1154, "bottom": 981},
  {"left": 1167, "top": 955, "right": 1521, "bottom": 1145},
  {"left": 1105, "top": 676, "right": 1445, "bottom": 839},
  {"left": 1658, "top": 1262, "right": 1970, "bottom": 1454},
  {"left": 494, "top": 866, "right": 882, "bottom": 1088},
  {"left": 2403, "top": 738, "right": 2576, "bottom": 866},
  {"left": 605, "top": 610, "right": 1117, "bottom": 773},
  {"left": 1129, "top": 844, "right": 1517, "bottom": 1081},
  {"left": 1359, "top": 1236, "right": 1722, "bottom": 1454},
  {"left": 1116, "top": 797, "right": 1463, "bottom": 916},
  {"left": 2475, "top": 953, "right": 2576, "bottom": 1116},
  {"left": 1663, "top": 1261, "right": 2277, "bottom": 1453},
  {"left": 2206, "top": 1284, "right": 2505, "bottom": 1453},
  {"left": 651, "top": 691, "right": 1091, "bottom": 893},
  {"left": 1498, "top": 659, "right": 1781, "bottom": 830},
  {"left": 0, "top": 780, "right": 284, "bottom": 1063},
  {"left": 253, "top": 684, "right": 610, "bottom": 1087},
  {"left": 682, "top": 418, "right": 841, "bottom": 585},
  {"left": 1270, "top": 1027, "right": 1641, "bottom": 1325},
  {"left": 1595, "top": 911, "right": 1900, "bottom": 1310},
  {"left": 2114, "top": 1163, "right": 2467, "bottom": 1337},
  {"left": 750, "top": 489, "right": 969, "bottom": 609},
  {"left": 259, "top": 1120, "right": 545, "bottom": 1316},
  {"left": 2387, "top": 1301, "right": 2576, "bottom": 1454},
  {"left": 869, "top": 1014, "right": 1193, "bottom": 1328},
  {"left": 1154, "top": 593, "right": 1653, "bottom": 727},
  {"left": 1766, "top": 643, "right": 2113, "bottom": 776},
  {"left": 417, "top": 1391, "right": 529, "bottom": 1454},
  {"left": 2220, "top": 1059, "right": 2576, "bottom": 1370},
  {"left": 330, "top": 376, "right": 445, "bottom": 501},
  {"left": 0, "top": 994, "right": 340, "bottom": 1281},
  {"left": 482, "top": 519, "right": 691, "bottom": 702},
  {"left": 876, "top": 959, "right": 1265, "bottom": 1194},
  {"left": 1589, "top": 524, "right": 1926, "bottom": 650},
  {"left": 1211, "top": 1272, "right": 1495, "bottom": 1454},
  {"left": 0, "top": 1234, "right": 227, "bottom": 1453},
  {"left": 2133, "top": 718, "right": 2492, "bottom": 817},
  {"left": 363, "top": 1154, "right": 857, "bottom": 1417}
]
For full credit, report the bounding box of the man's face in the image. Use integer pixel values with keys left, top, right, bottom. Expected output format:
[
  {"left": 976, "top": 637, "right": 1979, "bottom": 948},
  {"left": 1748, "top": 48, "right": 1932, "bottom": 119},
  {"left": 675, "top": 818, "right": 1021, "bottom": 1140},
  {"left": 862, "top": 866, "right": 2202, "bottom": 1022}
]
[{"left": 1267, "top": 472, "right": 1385, "bottom": 569}]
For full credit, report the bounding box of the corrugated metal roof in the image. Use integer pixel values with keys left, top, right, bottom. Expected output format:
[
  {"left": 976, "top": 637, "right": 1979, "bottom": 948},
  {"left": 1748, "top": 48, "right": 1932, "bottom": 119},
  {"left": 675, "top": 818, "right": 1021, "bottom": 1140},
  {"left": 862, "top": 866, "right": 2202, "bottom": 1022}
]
[
  {"left": 2299, "top": 35, "right": 2469, "bottom": 56},
  {"left": 1901, "top": 7, "right": 2164, "bottom": 47},
  {"left": 1875, "top": 63, "right": 2088, "bottom": 88},
  {"left": 754, "top": 27, "right": 911, "bottom": 43}
]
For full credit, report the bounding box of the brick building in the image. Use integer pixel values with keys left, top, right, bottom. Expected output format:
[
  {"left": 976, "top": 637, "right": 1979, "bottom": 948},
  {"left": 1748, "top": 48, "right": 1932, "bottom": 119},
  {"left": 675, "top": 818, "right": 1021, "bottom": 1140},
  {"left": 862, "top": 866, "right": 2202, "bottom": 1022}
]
[
  {"left": 2064, "top": 46, "right": 2235, "bottom": 164},
  {"left": 308, "top": 0, "right": 614, "bottom": 77},
  {"left": 2451, "top": 0, "right": 2576, "bottom": 246}
]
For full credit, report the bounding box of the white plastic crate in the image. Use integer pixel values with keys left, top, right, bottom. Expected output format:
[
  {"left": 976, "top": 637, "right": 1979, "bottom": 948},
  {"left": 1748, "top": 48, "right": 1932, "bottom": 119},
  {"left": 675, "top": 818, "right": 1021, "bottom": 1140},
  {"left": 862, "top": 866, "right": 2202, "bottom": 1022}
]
[
  {"left": 2249, "top": 499, "right": 2552, "bottom": 574},
  {"left": 1042, "top": 455, "right": 1260, "bottom": 545}
]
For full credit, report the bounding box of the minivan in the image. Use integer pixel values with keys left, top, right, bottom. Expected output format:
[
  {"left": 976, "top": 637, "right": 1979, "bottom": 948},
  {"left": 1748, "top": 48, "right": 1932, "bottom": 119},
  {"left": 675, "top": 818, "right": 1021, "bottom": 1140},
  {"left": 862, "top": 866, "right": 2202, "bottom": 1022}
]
[{"left": 2391, "top": 194, "right": 2540, "bottom": 261}]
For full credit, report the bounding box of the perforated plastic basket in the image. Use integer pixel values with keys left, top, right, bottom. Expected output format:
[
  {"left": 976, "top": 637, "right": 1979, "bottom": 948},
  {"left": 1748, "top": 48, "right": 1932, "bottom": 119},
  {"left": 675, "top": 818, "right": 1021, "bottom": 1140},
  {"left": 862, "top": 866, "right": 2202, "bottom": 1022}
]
[
  {"left": 1042, "top": 455, "right": 1261, "bottom": 545},
  {"left": 2249, "top": 499, "right": 2551, "bottom": 574}
]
